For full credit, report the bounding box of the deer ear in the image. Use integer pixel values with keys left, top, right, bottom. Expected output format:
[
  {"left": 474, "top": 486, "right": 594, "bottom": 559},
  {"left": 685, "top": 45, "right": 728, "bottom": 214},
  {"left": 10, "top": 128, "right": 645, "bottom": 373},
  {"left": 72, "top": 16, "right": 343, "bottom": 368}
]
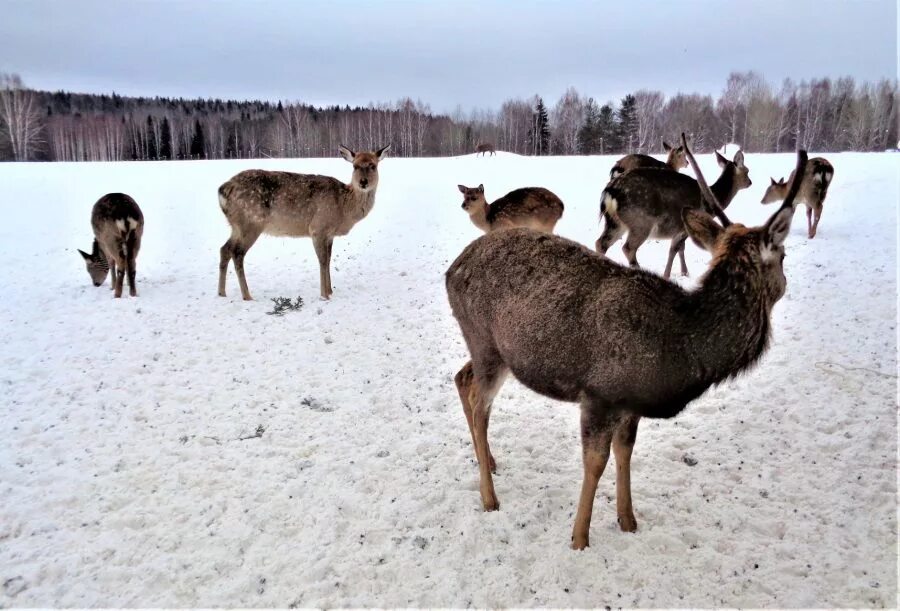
[
  {"left": 733, "top": 150, "right": 745, "bottom": 167},
  {"left": 477, "top": 184, "right": 484, "bottom": 192},
  {"left": 457, "top": 184, "right": 467, "bottom": 194},
  {"left": 682, "top": 208, "right": 723, "bottom": 252},
  {"left": 770, "top": 177, "right": 777, "bottom": 185},
  {"left": 663, "top": 141, "right": 672, "bottom": 152},
  {"left": 764, "top": 205, "right": 794, "bottom": 248},
  {"left": 338, "top": 145, "right": 355, "bottom": 162},
  {"left": 77, "top": 249, "right": 92, "bottom": 261},
  {"left": 715, "top": 151, "right": 728, "bottom": 168},
  {"left": 375, "top": 143, "right": 391, "bottom": 159}
]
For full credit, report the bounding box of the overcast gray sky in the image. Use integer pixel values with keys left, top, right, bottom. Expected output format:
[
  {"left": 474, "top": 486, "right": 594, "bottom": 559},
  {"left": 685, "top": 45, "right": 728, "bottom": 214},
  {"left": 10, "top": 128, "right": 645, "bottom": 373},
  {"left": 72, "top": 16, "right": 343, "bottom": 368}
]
[{"left": 1, "top": 0, "right": 896, "bottom": 112}]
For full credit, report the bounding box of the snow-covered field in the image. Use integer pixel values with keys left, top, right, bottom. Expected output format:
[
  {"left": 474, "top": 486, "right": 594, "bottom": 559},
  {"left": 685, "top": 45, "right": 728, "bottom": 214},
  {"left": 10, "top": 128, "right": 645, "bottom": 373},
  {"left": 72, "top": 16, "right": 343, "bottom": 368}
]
[{"left": 0, "top": 151, "right": 896, "bottom": 608}]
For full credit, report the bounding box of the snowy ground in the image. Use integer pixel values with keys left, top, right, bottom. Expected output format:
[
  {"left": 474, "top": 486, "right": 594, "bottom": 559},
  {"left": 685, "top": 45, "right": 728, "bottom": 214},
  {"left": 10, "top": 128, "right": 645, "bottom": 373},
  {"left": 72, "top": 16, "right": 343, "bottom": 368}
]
[{"left": 0, "top": 151, "right": 896, "bottom": 608}]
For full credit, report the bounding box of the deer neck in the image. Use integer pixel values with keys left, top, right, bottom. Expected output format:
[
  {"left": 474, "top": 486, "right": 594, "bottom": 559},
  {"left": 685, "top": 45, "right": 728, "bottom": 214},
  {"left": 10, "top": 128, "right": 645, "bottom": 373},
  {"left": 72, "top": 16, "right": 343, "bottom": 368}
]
[
  {"left": 683, "top": 257, "right": 774, "bottom": 387},
  {"left": 710, "top": 167, "right": 741, "bottom": 209},
  {"left": 344, "top": 183, "right": 377, "bottom": 221},
  {"left": 468, "top": 202, "right": 491, "bottom": 232}
]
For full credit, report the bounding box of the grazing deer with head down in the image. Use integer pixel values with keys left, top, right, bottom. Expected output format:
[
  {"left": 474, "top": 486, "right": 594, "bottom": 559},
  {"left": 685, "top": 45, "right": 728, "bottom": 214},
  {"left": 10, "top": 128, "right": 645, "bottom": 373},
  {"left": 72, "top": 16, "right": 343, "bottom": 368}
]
[
  {"left": 78, "top": 193, "right": 144, "bottom": 298},
  {"left": 760, "top": 157, "right": 833, "bottom": 238},
  {"left": 447, "top": 142, "right": 808, "bottom": 550},
  {"left": 597, "top": 144, "right": 751, "bottom": 278},
  {"left": 218, "top": 144, "right": 390, "bottom": 301},
  {"left": 457, "top": 184, "right": 564, "bottom": 234},
  {"left": 609, "top": 141, "right": 688, "bottom": 179},
  {"left": 475, "top": 143, "right": 496, "bottom": 157}
]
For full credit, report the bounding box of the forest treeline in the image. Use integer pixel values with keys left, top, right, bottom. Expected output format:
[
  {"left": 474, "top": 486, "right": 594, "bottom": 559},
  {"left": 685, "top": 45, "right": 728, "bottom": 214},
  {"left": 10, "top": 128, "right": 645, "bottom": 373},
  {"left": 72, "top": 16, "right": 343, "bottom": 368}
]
[{"left": 0, "top": 70, "right": 897, "bottom": 162}]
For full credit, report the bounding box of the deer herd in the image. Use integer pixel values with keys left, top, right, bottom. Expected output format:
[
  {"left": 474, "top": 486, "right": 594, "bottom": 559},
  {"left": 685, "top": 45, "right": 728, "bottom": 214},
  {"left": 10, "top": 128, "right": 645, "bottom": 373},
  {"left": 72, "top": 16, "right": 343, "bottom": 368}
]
[{"left": 77, "top": 135, "right": 832, "bottom": 550}]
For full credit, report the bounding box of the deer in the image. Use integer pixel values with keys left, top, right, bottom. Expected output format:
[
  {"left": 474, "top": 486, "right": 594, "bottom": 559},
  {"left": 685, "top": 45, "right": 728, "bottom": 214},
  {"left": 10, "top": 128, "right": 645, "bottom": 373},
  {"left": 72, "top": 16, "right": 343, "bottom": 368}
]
[
  {"left": 457, "top": 184, "right": 564, "bottom": 234},
  {"left": 597, "top": 144, "right": 752, "bottom": 278},
  {"left": 609, "top": 141, "right": 687, "bottom": 180},
  {"left": 217, "top": 144, "right": 390, "bottom": 301},
  {"left": 760, "top": 157, "right": 834, "bottom": 239},
  {"left": 475, "top": 143, "right": 496, "bottom": 157},
  {"left": 77, "top": 193, "right": 144, "bottom": 298},
  {"left": 447, "top": 138, "right": 809, "bottom": 550}
]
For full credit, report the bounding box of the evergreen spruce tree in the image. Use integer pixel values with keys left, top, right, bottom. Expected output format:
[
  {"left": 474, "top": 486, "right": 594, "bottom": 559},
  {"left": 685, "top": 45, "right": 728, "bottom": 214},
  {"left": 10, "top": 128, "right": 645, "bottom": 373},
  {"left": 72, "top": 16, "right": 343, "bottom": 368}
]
[
  {"left": 190, "top": 119, "right": 206, "bottom": 159},
  {"left": 527, "top": 97, "right": 552, "bottom": 155},
  {"left": 146, "top": 116, "right": 157, "bottom": 159},
  {"left": 160, "top": 117, "right": 172, "bottom": 160},
  {"left": 616, "top": 94, "right": 638, "bottom": 154},
  {"left": 597, "top": 103, "right": 618, "bottom": 154},
  {"left": 577, "top": 98, "right": 600, "bottom": 154}
]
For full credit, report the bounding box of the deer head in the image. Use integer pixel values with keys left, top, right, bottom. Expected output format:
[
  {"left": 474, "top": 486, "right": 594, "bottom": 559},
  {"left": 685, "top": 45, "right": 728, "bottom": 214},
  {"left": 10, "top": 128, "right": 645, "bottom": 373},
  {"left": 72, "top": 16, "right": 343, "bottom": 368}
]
[
  {"left": 77, "top": 240, "right": 109, "bottom": 287},
  {"left": 457, "top": 184, "right": 487, "bottom": 214},
  {"left": 760, "top": 177, "right": 789, "bottom": 204},
  {"left": 339, "top": 144, "right": 390, "bottom": 192},
  {"left": 662, "top": 141, "right": 688, "bottom": 171}
]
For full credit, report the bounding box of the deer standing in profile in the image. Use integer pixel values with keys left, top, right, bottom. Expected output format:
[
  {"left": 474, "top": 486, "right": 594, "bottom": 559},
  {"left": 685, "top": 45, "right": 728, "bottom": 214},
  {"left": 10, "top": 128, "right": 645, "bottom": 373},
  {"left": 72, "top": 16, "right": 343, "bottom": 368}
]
[
  {"left": 597, "top": 146, "right": 751, "bottom": 278},
  {"left": 78, "top": 193, "right": 144, "bottom": 298},
  {"left": 447, "top": 139, "right": 808, "bottom": 550},
  {"left": 475, "top": 143, "right": 496, "bottom": 157},
  {"left": 457, "top": 184, "right": 564, "bottom": 234},
  {"left": 760, "top": 157, "right": 834, "bottom": 238},
  {"left": 609, "top": 141, "right": 688, "bottom": 179},
  {"left": 217, "top": 144, "right": 390, "bottom": 301}
]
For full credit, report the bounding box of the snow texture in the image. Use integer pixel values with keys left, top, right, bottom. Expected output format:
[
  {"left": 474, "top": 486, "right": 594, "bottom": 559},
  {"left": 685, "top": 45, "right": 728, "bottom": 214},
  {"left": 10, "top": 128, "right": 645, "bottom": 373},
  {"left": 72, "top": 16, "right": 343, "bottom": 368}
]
[{"left": 0, "top": 152, "right": 896, "bottom": 608}]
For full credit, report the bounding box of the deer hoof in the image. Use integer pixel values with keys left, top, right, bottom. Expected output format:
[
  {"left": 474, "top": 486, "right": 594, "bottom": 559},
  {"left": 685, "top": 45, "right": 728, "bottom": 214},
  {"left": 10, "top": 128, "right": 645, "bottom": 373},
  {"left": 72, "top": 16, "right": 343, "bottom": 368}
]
[
  {"left": 482, "top": 496, "right": 500, "bottom": 512},
  {"left": 571, "top": 535, "right": 589, "bottom": 550},
  {"left": 617, "top": 513, "right": 638, "bottom": 532}
]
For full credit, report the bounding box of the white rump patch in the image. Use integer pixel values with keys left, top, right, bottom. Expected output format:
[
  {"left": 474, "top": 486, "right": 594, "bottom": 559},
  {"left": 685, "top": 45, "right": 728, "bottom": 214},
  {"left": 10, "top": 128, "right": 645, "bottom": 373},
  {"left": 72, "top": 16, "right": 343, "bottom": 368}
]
[
  {"left": 218, "top": 193, "right": 227, "bottom": 210},
  {"left": 602, "top": 192, "right": 618, "bottom": 216},
  {"left": 127, "top": 217, "right": 139, "bottom": 230},
  {"left": 823, "top": 171, "right": 833, "bottom": 184},
  {"left": 115, "top": 219, "right": 126, "bottom": 232}
]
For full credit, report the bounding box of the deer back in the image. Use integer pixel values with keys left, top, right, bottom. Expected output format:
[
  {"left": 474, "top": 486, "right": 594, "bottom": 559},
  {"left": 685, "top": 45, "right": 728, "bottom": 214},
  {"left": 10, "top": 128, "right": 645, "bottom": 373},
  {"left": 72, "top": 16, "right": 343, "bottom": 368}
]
[
  {"left": 91, "top": 193, "right": 144, "bottom": 250},
  {"left": 487, "top": 187, "right": 564, "bottom": 230}
]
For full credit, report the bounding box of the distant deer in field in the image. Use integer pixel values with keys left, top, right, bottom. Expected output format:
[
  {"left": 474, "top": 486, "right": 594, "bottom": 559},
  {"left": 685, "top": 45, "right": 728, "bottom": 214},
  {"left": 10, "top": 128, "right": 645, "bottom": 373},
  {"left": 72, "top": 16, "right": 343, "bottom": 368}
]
[
  {"left": 761, "top": 157, "right": 833, "bottom": 238},
  {"left": 457, "top": 184, "right": 564, "bottom": 234},
  {"left": 447, "top": 142, "right": 809, "bottom": 550},
  {"left": 78, "top": 193, "right": 144, "bottom": 298},
  {"left": 597, "top": 146, "right": 751, "bottom": 278},
  {"left": 609, "top": 141, "right": 687, "bottom": 180},
  {"left": 217, "top": 144, "right": 390, "bottom": 301},
  {"left": 475, "top": 143, "right": 496, "bottom": 157}
]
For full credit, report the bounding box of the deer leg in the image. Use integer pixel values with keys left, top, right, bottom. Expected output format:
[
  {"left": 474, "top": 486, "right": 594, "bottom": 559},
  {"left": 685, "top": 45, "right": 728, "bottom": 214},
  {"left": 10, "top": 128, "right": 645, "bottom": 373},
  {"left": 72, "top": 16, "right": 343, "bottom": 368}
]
[
  {"left": 324, "top": 237, "right": 334, "bottom": 297},
  {"left": 126, "top": 234, "right": 140, "bottom": 297},
  {"left": 113, "top": 256, "right": 126, "bottom": 299},
  {"left": 622, "top": 227, "right": 650, "bottom": 269},
  {"left": 571, "top": 404, "right": 615, "bottom": 550},
  {"left": 806, "top": 206, "right": 813, "bottom": 238},
  {"left": 108, "top": 258, "right": 117, "bottom": 290},
  {"left": 218, "top": 238, "right": 235, "bottom": 297},
  {"left": 810, "top": 205, "right": 822, "bottom": 239},
  {"left": 663, "top": 234, "right": 689, "bottom": 278},
  {"left": 312, "top": 234, "right": 333, "bottom": 300},
  {"left": 596, "top": 215, "right": 625, "bottom": 256},
  {"left": 612, "top": 414, "right": 640, "bottom": 532},
  {"left": 455, "top": 360, "right": 496, "bottom": 472},
  {"left": 233, "top": 230, "right": 261, "bottom": 301},
  {"left": 468, "top": 359, "right": 508, "bottom": 512}
]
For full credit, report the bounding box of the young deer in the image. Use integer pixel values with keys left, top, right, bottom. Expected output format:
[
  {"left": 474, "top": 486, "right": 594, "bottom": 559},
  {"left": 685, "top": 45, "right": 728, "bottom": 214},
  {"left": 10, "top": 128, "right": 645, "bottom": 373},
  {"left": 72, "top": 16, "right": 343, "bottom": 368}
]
[
  {"left": 457, "top": 184, "right": 564, "bottom": 234},
  {"left": 760, "top": 157, "right": 833, "bottom": 238},
  {"left": 447, "top": 146, "right": 808, "bottom": 550},
  {"left": 78, "top": 193, "right": 144, "bottom": 298},
  {"left": 609, "top": 141, "right": 687, "bottom": 180},
  {"left": 218, "top": 144, "right": 390, "bottom": 301},
  {"left": 475, "top": 143, "right": 496, "bottom": 157},
  {"left": 597, "top": 147, "right": 751, "bottom": 278}
]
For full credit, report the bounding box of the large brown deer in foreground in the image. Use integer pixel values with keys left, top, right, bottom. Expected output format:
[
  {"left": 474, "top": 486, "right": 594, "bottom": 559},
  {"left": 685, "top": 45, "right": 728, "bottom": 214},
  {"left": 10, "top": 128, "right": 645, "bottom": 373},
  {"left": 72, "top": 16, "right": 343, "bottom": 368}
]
[
  {"left": 597, "top": 146, "right": 751, "bottom": 278},
  {"left": 760, "top": 157, "right": 833, "bottom": 238},
  {"left": 457, "top": 184, "right": 564, "bottom": 233},
  {"left": 447, "top": 142, "right": 808, "bottom": 550},
  {"left": 609, "top": 141, "right": 687, "bottom": 179},
  {"left": 217, "top": 144, "right": 390, "bottom": 300},
  {"left": 78, "top": 193, "right": 144, "bottom": 298}
]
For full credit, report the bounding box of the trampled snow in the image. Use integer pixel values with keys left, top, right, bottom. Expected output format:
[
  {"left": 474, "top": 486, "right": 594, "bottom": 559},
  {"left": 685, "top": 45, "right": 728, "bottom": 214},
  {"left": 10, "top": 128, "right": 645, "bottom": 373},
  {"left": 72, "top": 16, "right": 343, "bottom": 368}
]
[{"left": 0, "top": 152, "right": 896, "bottom": 608}]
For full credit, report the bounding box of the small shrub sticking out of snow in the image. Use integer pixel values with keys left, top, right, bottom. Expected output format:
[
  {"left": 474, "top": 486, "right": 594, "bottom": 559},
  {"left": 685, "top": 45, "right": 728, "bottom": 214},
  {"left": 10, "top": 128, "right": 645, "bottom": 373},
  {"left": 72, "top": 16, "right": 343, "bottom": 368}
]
[
  {"left": 300, "top": 396, "right": 333, "bottom": 413},
  {"left": 682, "top": 453, "right": 698, "bottom": 466},
  {"left": 267, "top": 296, "right": 304, "bottom": 316}
]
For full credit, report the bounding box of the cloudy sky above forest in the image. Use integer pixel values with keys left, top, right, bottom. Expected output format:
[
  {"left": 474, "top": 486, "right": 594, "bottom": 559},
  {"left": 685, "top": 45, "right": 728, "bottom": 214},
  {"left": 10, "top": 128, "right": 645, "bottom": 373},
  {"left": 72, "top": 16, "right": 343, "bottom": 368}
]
[{"left": 1, "top": 0, "right": 896, "bottom": 111}]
